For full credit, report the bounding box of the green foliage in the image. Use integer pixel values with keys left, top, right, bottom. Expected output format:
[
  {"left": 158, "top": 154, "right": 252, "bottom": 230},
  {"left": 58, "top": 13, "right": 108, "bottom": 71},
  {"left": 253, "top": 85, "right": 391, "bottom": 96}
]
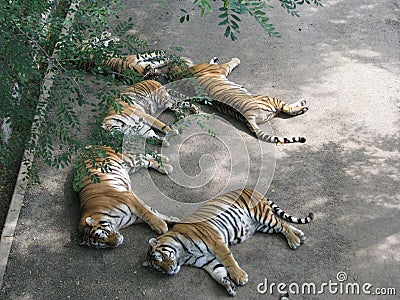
[
  {"left": 0, "top": 0, "right": 149, "bottom": 185},
  {"left": 175, "top": 0, "right": 323, "bottom": 40}
]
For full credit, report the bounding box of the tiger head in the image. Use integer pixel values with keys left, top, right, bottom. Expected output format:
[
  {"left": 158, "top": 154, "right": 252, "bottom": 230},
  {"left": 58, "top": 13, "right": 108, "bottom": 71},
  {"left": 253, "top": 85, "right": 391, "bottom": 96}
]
[
  {"left": 79, "top": 216, "right": 124, "bottom": 249},
  {"left": 142, "top": 237, "right": 181, "bottom": 275}
]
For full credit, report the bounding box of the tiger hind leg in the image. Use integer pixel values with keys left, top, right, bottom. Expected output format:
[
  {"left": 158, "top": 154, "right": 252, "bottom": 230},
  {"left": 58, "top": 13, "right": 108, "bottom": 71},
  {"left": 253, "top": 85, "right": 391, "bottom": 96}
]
[
  {"left": 254, "top": 200, "right": 307, "bottom": 249},
  {"left": 257, "top": 221, "right": 306, "bottom": 249},
  {"left": 202, "top": 258, "right": 237, "bottom": 296}
]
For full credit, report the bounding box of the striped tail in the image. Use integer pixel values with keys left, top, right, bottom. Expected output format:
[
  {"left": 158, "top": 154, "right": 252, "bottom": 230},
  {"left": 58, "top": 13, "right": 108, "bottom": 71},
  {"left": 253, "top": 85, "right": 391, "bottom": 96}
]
[
  {"left": 267, "top": 200, "right": 313, "bottom": 224},
  {"left": 253, "top": 127, "right": 307, "bottom": 144}
]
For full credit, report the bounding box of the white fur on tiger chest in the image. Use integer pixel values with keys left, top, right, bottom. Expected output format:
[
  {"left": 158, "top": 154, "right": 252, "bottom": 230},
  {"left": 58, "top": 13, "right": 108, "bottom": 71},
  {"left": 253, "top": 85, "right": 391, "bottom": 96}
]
[
  {"left": 176, "top": 234, "right": 214, "bottom": 267},
  {"left": 114, "top": 203, "right": 139, "bottom": 229},
  {"left": 183, "top": 250, "right": 216, "bottom": 268}
]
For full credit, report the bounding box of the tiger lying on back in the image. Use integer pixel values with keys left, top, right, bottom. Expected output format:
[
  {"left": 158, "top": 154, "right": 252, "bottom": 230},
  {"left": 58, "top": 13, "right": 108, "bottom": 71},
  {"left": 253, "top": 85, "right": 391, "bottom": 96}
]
[
  {"left": 76, "top": 146, "right": 179, "bottom": 248},
  {"left": 170, "top": 57, "right": 309, "bottom": 144},
  {"left": 102, "top": 79, "right": 198, "bottom": 146},
  {"left": 144, "top": 188, "right": 313, "bottom": 296}
]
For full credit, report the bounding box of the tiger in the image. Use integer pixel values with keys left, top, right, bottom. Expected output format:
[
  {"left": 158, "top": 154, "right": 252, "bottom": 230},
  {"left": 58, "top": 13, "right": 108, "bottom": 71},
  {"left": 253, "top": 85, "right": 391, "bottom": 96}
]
[
  {"left": 102, "top": 79, "right": 199, "bottom": 146},
  {"left": 143, "top": 188, "right": 313, "bottom": 296},
  {"left": 74, "top": 31, "right": 173, "bottom": 79},
  {"left": 76, "top": 145, "right": 180, "bottom": 249},
  {"left": 169, "top": 57, "right": 309, "bottom": 144}
]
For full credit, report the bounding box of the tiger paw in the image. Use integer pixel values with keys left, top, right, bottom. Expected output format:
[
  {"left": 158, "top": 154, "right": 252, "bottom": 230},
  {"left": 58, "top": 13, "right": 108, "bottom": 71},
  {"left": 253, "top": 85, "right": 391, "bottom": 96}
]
[
  {"left": 168, "top": 128, "right": 179, "bottom": 135},
  {"left": 286, "top": 225, "right": 306, "bottom": 250},
  {"left": 222, "top": 276, "right": 237, "bottom": 296},
  {"left": 231, "top": 57, "right": 241, "bottom": 65},
  {"left": 149, "top": 219, "right": 169, "bottom": 235},
  {"left": 210, "top": 57, "right": 219, "bottom": 64},
  {"left": 160, "top": 163, "right": 173, "bottom": 174},
  {"left": 292, "top": 99, "right": 309, "bottom": 115},
  {"left": 229, "top": 268, "right": 248, "bottom": 286},
  {"left": 160, "top": 137, "right": 170, "bottom": 147},
  {"left": 156, "top": 154, "right": 170, "bottom": 163}
]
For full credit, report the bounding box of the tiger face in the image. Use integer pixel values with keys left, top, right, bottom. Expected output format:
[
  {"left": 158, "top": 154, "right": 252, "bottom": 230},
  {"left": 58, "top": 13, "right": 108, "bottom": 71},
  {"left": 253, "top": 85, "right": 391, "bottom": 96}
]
[
  {"left": 143, "top": 238, "right": 181, "bottom": 275},
  {"left": 79, "top": 217, "right": 124, "bottom": 249}
]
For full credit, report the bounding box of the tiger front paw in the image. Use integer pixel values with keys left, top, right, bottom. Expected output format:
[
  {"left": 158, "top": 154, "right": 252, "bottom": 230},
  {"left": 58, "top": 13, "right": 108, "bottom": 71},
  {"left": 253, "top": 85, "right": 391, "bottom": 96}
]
[
  {"left": 149, "top": 219, "right": 169, "bottom": 235},
  {"left": 229, "top": 268, "right": 248, "bottom": 286}
]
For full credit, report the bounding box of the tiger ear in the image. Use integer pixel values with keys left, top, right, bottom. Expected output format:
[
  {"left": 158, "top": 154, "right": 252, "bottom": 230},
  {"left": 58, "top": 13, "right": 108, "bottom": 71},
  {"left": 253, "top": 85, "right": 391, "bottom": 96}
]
[
  {"left": 149, "top": 238, "right": 159, "bottom": 247},
  {"left": 85, "top": 217, "right": 95, "bottom": 227}
]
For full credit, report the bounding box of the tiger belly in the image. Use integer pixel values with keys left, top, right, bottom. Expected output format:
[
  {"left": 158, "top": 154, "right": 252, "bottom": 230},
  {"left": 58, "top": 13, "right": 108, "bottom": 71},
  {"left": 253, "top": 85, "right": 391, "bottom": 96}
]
[{"left": 222, "top": 214, "right": 258, "bottom": 245}]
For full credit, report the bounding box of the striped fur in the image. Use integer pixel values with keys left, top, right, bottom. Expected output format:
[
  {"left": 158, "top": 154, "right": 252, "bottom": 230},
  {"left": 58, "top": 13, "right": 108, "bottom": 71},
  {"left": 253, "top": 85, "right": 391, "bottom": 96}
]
[
  {"left": 77, "top": 146, "right": 179, "bottom": 249},
  {"left": 173, "top": 58, "right": 309, "bottom": 144},
  {"left": 143, "top": 188, "right": 313, "bottom": 296},
  {"left": 75, "top": 32, "right": 171, "bottom": 79},
  {"left": 77, "top": 79, "right": 195, "bottom": 248},
  {"left": 102, "top": 80, "right": 197, "bottom": 146}
]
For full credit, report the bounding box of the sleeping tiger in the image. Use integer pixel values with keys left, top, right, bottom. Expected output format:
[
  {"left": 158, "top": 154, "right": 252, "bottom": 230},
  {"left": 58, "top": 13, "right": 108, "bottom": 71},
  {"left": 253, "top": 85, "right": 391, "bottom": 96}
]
[
  {"left": 102, "top": 79, "right": 198, "bottom": 146},
  {"left": 143, "top": 188, "right": 313, "bottom": 296},
  {"left": 75, "top": 31, "right": 172, "bottom": 79},
  {"left": 76, "top": 145, "right": 179, "bottom": 248},
  {"left": 170, "top": 57, "right": 309, "bottom": 144}
]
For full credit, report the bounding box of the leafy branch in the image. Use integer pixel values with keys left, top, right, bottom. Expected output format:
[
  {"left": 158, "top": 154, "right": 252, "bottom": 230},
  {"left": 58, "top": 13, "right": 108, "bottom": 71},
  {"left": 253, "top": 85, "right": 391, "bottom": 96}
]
[{"left": 175, "top": 0, "right": 323, "bottom": 40}]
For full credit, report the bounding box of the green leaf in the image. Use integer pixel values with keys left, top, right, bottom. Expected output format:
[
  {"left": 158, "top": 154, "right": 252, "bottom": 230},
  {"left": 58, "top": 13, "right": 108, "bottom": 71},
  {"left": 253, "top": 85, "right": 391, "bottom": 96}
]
[
  {"left": 231, "top": 14, "right": 241, "bottom": 22},
  {"left": 224, "top": 26, "right": 231, "bottom": 37},
  {"left": 230, "top": 20, "right": 239, "bottom": 30},
  {"left": 254, "top": 10, "right": 266, "bottom": 16}
]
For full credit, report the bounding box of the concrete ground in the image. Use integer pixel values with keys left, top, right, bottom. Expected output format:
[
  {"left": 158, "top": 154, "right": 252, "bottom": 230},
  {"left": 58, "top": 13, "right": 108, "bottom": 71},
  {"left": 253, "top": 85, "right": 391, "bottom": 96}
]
[{"left": 1, "top": 0, "right": 399, "bottom": 299}]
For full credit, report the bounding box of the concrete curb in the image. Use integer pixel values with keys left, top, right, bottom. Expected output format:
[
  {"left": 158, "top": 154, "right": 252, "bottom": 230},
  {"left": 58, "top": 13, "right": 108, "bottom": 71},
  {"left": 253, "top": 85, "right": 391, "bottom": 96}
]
[{"left": 0, "top": 0, "right": 80, "bottom": 286}]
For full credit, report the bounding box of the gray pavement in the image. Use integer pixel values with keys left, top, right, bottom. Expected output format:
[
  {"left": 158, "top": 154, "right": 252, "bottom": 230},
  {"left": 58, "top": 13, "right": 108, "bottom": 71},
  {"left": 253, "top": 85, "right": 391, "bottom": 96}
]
[{"left": 1, "top": 0, "right": 399, "bottom": 299}]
